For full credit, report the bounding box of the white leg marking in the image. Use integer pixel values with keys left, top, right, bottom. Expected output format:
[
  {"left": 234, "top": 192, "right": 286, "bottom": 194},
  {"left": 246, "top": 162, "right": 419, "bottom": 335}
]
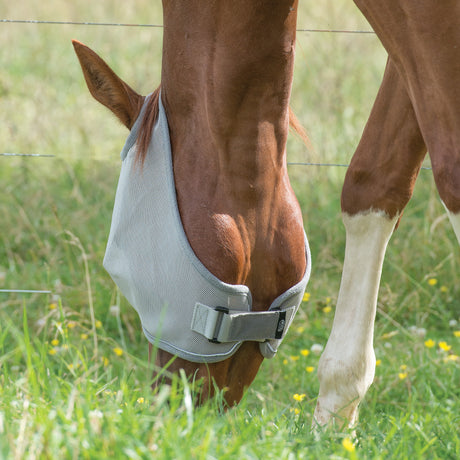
[
  {"left": 444, "top": 205, "right": 460, "bottom": 244},
  {"left": 313, "top": 211, "right": 399, "bottom": 428}
]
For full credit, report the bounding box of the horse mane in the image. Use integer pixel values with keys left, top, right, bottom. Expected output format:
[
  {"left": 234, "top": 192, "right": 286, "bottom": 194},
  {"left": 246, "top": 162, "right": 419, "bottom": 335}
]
[
  {"left": 135, "top": 86, "right": 161, "bottom": 167},
  {"left": 135, "top": 87, "right": 310, "bottom": 167},
  {"left": 288, "top": 107, "right": 312, "bottom": 150}
]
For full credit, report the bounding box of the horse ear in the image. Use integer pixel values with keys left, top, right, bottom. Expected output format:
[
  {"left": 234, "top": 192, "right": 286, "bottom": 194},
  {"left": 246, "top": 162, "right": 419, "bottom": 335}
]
[{"left": 72, "top": 39, "right": 144, "bottom": 129}]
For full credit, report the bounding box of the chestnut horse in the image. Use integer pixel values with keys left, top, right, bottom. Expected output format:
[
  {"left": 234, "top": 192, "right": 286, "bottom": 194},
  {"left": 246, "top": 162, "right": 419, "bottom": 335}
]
[
  {"left": 73, "top": 1, "right": 307, "bottom": 407},
  {"left": 73, "top": 0, "right": 460, "bottom": 428},
  {"left": 315, "top": 1, "right": 460, "bottom": 428}
]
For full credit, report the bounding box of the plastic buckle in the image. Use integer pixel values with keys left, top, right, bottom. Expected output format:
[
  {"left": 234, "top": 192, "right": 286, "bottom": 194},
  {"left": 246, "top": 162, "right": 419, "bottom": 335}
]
[{"left": 208, "top": 306, "right": 230, "bottom": 343}]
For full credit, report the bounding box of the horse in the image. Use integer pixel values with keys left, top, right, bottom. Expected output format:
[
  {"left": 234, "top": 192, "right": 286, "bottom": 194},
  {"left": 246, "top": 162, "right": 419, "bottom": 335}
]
[
  {"left": 73, "top": 0, "right": 460, "bottom": 428},
  {"left": 314, "top": 0, "right": 460, "bottom": 427},
  {"left": 73, "top": 0, "right": 309, "bottom": 407}
]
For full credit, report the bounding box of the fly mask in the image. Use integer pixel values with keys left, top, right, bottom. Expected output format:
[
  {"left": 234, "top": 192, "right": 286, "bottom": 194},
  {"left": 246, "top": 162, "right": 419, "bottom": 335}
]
[{"left": 103, "top": 95, "right": 311, "bottom": 363}]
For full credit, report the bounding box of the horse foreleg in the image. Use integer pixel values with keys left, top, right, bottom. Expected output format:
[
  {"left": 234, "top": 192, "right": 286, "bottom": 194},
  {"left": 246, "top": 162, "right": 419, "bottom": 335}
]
[
  {"left": 446, "top": 210, "right": 460, "bottom": 244},
  {"left": 314, "top": 211, "right": 398, "bottom": 428},
  {"left": 314, "top": 59, "right": 426, "bottom": 428}
]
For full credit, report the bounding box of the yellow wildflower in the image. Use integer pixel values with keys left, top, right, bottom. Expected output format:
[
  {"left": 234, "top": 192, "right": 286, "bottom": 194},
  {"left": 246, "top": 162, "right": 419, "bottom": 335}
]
[
  {"left": 113, "top": 347, "right": 124, "bottom": 356},
  {"left": 323, "top": 306, "right": 332, "bottom": 314},
  {"left": 427, "top": 278, "right": 438, "bottom": 286},
  {"left": 296, "top": 326, "right": 305, "bottom": 334},
  {"left": 102, "top": 357, "right": 109, "bottom": 367},
  {"left": 48, "top": 348, "right": 57, "bottom": 356},
  {"left": 51, "top": 339, "right": 59, "bottom": 347},
  {"left": 67, "top": 321, "right": 77, "bottom": 329},
  {"left": 293, "top": 393, "right": 306, "bottom": 402},
  {"left": 438, "top": 341, "right": 451, "bottom": 351},
  {"left": 49, "top": 303, "right": 57, "bottom": 310},
  {"left": 305, "top": 366, "right": 315, "bottom": 373},
  {"left": 398, "top": 372, "right": 408, "bottom": 380},
  {"left": 290, "top": 408, "right": 300, "bottom": 415},
  {"left": 302, "top": 292, "right": 311, "bottom": 302},
  {"left": 444, "top": 354, "right": 459, "bottom": 362},
  {"left": 342, "top": 438, "right": 355, "bottom": 452},
  {"left": 95, "top": 320, "right": 103, "bottom": 329},
  {"left": 400, "top": 364, "right": 407, "bottom": 370},
  {"left": 290, "top": 355, "right": 300, "bottom": 361},
  {"left": 440, "top": 286, "right": 448, "bottom": 293},
  {"left": 80, "top": 333, "right": 88, "bottom": 340},
  {"left": 375, "top": 359, "right": 382, "bottom": 366},
  {"left": 300, "top": 349, "right": 310, "bottom": 357},
  {"left": 454, "top": 331, "right": 460, "bottom": 338},
  {"left": 137, "top": 397, "right": 145, "bottom": 404},
  {"left": 424, "top": 339, "right": 436, "bottom": 348}
]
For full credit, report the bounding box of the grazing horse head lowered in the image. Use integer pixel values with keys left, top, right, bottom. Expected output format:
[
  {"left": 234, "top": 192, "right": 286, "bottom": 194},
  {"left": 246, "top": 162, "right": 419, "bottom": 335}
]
[
  {"left": 73, "top": 0, "right": 310, "bottom": 407},
  {"left": 74, "top": 0, "right": 460, "bottom": 429}
]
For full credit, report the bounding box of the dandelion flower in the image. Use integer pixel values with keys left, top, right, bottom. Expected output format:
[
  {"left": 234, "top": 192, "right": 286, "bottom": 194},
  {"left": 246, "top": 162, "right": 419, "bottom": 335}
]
[
  {"left": 398, "top": 372, "right": 408, "bottom": 380},
  {"left": 293, "top": 393, "right": 306, "bottom": 402},
  {"left": 438, "top": 341, "right": 451, "bottom": 351},
  {"left": 300, "top": 349, "right": 310, "bottom": 357},
  {"left": 102, "top": 357, "right": 109, "bottom": 367},
  {"left": 400, "top": 364, "right": 407, "bottom": 370},
  {"left": 296, "top": 326, "right": 305, "bottom": 334},
  {"left": 48, "top": 348, "right": 57, "bottom": 356},
  {"left": 137, "top": 397, "right": 145, "bottom": 404},
  {"left": 305, "top": 366, "right": 315, "bottom": 373},
  {"left": 454, "top": 331, "right": 460, "bottom": 338},
  {"left": 80, "top": 333, "right": 89, "bottom": 340},
  {"left": 440, "top": 286, "right": 448, "bottom": 293},
  {"left": 424, "top": 339, "right": 436, "bottom": 348},
  {"left": 113, "top": 347, "right": 124, "bottom": 356},
  {"left": 51, "top": 339, "right": 59, "bottom": 347},
  {"left": 49, "top": 303, "right": 57, "bottom": 310},
  {"left": 375, "top": 359, "right": 382, "bottom": 366},
  {"left": 283, "top": 359, "right": 288, "bottom": 365},
  {"left": 342, "top": 438, "right": 355, "bottom": 452},
  {"left": 323, "top": 306, "right": 332, "bottom": 314},
  {"left": 95, "top": 320, "right": 103, "bottom": 329},
  {"left": 428, "top": 278, "right": 438, "bottom": 286},
  {"left": 302, "top": 292, "right": 311, "bottom": 302},
  {"left": 290, "top": 408, "right": 300, "bottom": 415},
  {"left": 290, "top": 355, "right": 300, "bottom": 361},
  {"left": 67, "top": 321, "right": 77, "bottom": 329}
]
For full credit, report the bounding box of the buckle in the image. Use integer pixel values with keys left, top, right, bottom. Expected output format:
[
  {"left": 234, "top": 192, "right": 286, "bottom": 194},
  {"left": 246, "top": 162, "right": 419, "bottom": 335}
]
[{"left": 208, "top": 306, "right": 229, "bottom": 343}]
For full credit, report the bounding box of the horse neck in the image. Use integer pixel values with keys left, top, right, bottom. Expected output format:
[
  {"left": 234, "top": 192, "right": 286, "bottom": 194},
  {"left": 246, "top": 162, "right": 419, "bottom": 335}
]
[{"left": 160, "top": 1, "right": 298, "bottom": 197}]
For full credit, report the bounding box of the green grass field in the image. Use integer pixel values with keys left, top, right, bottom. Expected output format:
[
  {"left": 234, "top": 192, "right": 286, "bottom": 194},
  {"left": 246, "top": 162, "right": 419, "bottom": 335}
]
[{"left": 1, "top": 1, "right": 459, "bottom": 458}]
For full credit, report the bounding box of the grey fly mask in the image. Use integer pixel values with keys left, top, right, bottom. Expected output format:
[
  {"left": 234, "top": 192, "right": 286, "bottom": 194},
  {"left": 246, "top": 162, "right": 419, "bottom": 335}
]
[{"left": 103, "top": 95, "right": 311, "bottom": 363}]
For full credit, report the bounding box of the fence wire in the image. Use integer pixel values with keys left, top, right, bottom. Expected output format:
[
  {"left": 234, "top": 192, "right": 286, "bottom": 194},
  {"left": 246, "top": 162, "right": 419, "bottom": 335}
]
[{"left": 1, "top": 18, "right": 375, "bottom": 34}]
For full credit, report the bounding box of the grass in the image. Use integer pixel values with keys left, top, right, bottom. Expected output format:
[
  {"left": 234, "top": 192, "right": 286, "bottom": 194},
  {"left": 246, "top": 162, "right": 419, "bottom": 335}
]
[{"left": 1, "top": 1, "right": 459, "bottom": 458}]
